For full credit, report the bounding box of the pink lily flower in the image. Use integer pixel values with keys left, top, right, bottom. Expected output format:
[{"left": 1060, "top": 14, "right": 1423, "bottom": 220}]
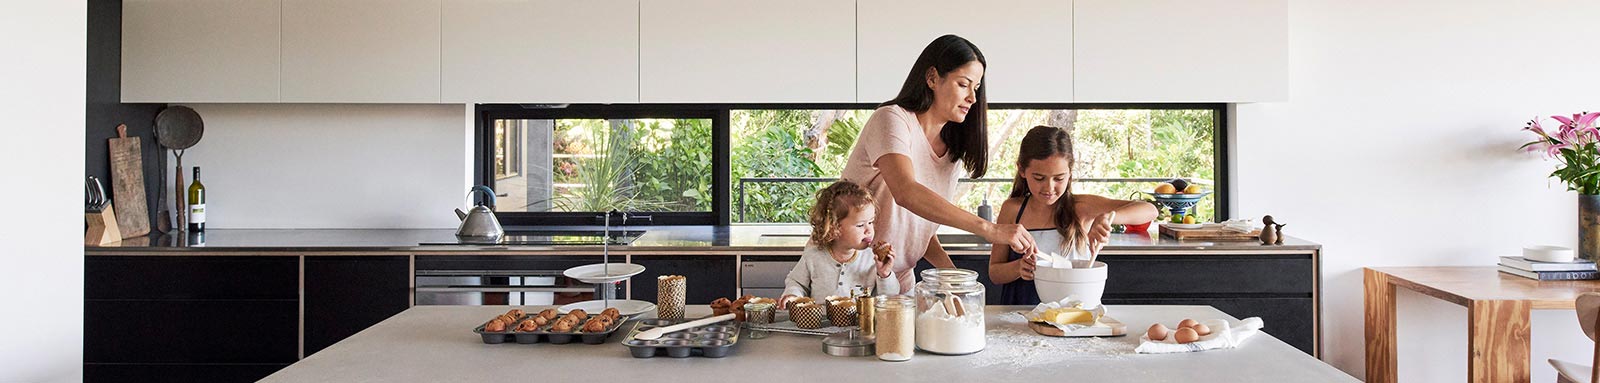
[
  {"left": 1548, "top": 142, "right": 1570, "bottom": 158},
  {"left": 1525, "top": 118, "right": 1551, "bottom": 139}
]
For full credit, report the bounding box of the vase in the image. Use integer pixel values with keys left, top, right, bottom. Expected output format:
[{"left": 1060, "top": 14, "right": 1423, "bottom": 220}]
[{"left": 1582, "top": 195, "right": 1600, "bottom": 262}]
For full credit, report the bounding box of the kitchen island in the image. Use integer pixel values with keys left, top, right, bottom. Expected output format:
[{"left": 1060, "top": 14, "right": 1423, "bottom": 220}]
[{"left": 260, "top": 305, "right": 1354, "bottom": 382}]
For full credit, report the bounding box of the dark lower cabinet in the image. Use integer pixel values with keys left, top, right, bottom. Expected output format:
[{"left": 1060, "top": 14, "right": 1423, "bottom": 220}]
[
  {"left": 631, "top": 256, "right": 737, "bottom": 304},
  {"left": 303, "top": 256, "right": 411, "bottom": 356},
  {"left": 85, "top": 256, "right": 299, "bottom": 383},
  {"left": 914, "top": 255, "right": 1005, "bottom": 304}
]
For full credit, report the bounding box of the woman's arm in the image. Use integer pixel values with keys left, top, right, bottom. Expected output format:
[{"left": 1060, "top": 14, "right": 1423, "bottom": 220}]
[
  {"left": 876, "top": 154, "right": 1037, "bottom": 255},
  {"left": 988, "top": 199, "right": 1032, "bottom": 285},
  {"left": 923, "top": 235, "right": 955, "bottom": 269}
]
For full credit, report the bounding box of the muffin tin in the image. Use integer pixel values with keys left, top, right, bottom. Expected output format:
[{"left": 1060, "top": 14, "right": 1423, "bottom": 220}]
[
  {"left": 473, "top": 314, "right": 633, "bottom": 345},
  {"left": 621, "top": 319, "right": 740, "bottom": 358}
]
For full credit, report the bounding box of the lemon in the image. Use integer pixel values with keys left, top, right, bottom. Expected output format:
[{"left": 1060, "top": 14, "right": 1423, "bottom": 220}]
[
  {"left": 1183, "top": 215, "right": 1196, "bottom": 224},
  {"left": 1184, "top": 185, "right": 1203, "bottom": 194},
  {"left": 1154, "top": 184, "right": 1176, "bottom": 194}
]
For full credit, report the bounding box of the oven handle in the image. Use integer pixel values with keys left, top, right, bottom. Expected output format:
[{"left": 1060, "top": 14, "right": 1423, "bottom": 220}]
[{"left": 414, "top": 286, "right": 596, "bottom": 293}]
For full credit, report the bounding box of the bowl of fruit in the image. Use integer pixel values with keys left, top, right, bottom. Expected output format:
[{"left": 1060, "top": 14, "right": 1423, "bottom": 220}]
[{"left": 1142, "top": 179, "right": 1212, "bottom": 225}]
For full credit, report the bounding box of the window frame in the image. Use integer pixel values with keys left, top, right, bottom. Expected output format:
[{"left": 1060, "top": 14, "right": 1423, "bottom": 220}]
[{"left": 474, "top": 103, "right": 1229, "bottom": 226}]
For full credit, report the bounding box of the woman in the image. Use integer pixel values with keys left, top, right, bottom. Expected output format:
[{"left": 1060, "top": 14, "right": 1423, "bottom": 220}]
[
  {"left": 988, "top": 126, "right": 1158, "bottom": 305},
  {"left": 840, "top": 34, "right": 1037, "bottom": 293}
]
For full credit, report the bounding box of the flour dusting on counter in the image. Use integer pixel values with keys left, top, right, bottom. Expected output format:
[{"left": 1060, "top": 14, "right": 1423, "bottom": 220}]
[{"left": 967, "top": 316, "right": 1132, "bottom": 368}]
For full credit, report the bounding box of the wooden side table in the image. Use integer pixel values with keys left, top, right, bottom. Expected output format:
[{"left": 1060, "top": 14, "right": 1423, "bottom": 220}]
[{"left": 1364, "top": 267, "right": 1600, "bottom": 383}]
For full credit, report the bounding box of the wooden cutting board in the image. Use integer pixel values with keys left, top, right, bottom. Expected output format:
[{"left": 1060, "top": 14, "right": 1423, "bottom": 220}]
[
  {"left": 1028, "top": 316, "right": 1127, "bottom": 337},
  {"left": 1159, "top": 224, "right": 1258, "bottom": 241},
  {"left": 108, "top": 124, "right": 150, "bottom": 238}
]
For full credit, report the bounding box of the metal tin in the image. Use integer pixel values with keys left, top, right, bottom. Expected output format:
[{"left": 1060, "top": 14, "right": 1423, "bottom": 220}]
[
  {"left": 472, "top": 314, "right": 631, "bottom": 345},
  {"left": 621, "top": 318, "right": 740, "bottom": 358},
  {"left": 857, "top": 295, "right": 876, "bottom": 336},
  {"left": 822, "top": 329, "right": 875, "bottom": 357}
]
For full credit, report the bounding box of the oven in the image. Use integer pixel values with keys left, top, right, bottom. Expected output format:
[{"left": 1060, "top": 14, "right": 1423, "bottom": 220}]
[{"left": 414, "top": 256, "right": 622, "bottom": 306}]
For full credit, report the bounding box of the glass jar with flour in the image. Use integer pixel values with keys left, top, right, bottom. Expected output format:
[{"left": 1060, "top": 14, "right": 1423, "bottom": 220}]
[{"left": 914, "top": 268, "right": 985, "bottom": 355}]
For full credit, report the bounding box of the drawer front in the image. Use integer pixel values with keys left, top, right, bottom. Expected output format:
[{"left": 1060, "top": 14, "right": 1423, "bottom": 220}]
[
  {"left": 741, "top": 261, "right": 796, "bottom": 288},
  {"left": 631, "top": 256, "right": 737, "bottom": 304},
  {"left": 85, "top": 300, "right": 298, "bottom": 363},
  {"left": 304, "top": 256, "right": 410, "bottom": 356},
  {"left": 1101, "top": 255, "right": 1313, "bottom": 295},
  {"left": 1103, "top": 297, "right": 1315, "bottom": 355},
  {"left": 87, "top": 256, "right": 298, "bottom": 300},
  {"left": 85, "top": 363, "right": 289, "bottom": 383}
]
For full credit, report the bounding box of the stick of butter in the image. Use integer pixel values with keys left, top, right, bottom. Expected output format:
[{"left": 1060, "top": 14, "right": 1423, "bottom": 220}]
[{"left": 1040, "top": 307, "right": 1095, "bottom": 325}]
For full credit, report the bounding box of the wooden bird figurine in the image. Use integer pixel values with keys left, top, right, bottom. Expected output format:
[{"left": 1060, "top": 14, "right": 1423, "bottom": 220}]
[{"left": 1259, "top": 215, "right": 1282, "bottom": 245}]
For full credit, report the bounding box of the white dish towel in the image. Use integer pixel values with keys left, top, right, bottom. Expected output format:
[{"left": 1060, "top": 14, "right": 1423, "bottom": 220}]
[{"left": 1134, "top": 317, "right": 1264, "bottom": 354}]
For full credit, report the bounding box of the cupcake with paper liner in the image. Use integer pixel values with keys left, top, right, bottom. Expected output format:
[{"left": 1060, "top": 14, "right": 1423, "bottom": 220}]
[
  {"left": 791, "top": 301, "right": 828, "bottom": 329},
  {"left": 827, "top": 296, "right": 858, "bottom": 327}
]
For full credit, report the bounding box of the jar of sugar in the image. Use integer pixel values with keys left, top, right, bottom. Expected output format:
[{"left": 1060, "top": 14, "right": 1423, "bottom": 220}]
[{"left": 913, "top": 268, "right": 985, "bottom": 355}]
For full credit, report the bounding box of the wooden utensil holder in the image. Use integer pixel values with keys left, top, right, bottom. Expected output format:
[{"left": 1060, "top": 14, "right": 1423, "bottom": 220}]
[{"left": 85, "top": 205, "right": 122, "bottom": 246}]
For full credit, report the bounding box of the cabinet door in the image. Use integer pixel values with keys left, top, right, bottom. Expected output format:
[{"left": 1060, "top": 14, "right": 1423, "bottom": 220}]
[
  {"left": 282, "top": 0, "right": 442, "bottom": 102},
  {"left": 303, "top": 256, "right": 411, "bottom": 356},
  {"left": 913, "top": 254, "right": 1002, "bottom": 304},
  {"left": 121, "top": 0, "right": 280, "bottom": 102},
  {"left": 639, "top": 0, "right": 855, "bottom": 103},
  {"left": 441, "top": 0, "right": 638, "bottom": 103},
  {"left": 856, "top": 0, "right": 1073, "bottom": 103},
  {"left": 1073, "top": 0, "right": 1287, "bottom": 102},
  {"left": 631, "top": 256, "right": 738, "bottom": 304}
]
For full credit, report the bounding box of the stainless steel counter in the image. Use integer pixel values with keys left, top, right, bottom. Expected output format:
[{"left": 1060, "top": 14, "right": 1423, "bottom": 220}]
[
  {"left": 260, "top": 305, "right": 1355, "bottom": 382},
  {"left": 85, "top": 225, "right": 1319, "bottom": 255}
]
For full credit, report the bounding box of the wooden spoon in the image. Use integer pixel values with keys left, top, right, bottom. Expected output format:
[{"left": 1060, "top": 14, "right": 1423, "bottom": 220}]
[{"left": 633, "top": 314, "right": 735, "bottom": 341}]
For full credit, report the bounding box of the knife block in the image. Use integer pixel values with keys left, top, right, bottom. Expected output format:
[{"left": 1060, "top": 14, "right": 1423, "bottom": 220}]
[{"left": 85, "top": 205, "right": 122, "bottom": 246}]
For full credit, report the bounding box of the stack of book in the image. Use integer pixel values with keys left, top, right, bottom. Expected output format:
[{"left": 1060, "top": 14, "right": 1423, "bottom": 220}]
[{"left": 1498, "top": 256, "right": 1599, "bottom": 280}]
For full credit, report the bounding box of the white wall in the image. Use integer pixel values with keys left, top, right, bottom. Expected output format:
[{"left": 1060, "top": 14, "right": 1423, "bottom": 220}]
[
  {"left": 1235, "top": 0, "right": 1600, "bottom": 381},
  {"left": 176, "top": 104, "right": 468, "bottom": 229},
  {"left": 0, "top": 2, "right": 86, "bottom": 382}
]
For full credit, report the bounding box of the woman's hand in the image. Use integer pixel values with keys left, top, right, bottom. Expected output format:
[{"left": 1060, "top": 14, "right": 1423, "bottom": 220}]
[
  {"left": 1015, "top": 253, "right": 1036, "bottom": 281},
  {"left": 1087, "top": 211, "right": 1116, "bottom": 257},
  {"left": 985, "top": 223, "right": 1038, "bottom": 255}
]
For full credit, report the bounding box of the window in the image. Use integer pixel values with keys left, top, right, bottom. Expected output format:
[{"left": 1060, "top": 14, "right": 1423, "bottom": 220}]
[
  {"left": 477, "top": 106, "right": 723, "bottom": 226},
  {"left": 728, "top": 105, "right": 1223, "bottom": 224},
  {"left": 476, "top": 104, "right": 1225, "bottom": 226}
]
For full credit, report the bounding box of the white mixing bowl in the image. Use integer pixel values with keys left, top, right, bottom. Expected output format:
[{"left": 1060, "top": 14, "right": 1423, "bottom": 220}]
[{"left": 1034, "top": 261, "right": 1108, "bottom": 307}]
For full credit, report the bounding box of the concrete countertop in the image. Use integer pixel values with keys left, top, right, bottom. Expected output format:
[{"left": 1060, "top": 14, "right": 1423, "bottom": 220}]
[
  {"left": 260, "top": 305, "right": 1354, "bottom": 382},
  {"left": 85, "top": 225, "right": 1320, "bottom": 255}
]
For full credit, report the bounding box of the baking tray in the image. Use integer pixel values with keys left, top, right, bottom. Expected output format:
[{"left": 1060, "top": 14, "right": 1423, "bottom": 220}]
[
  {"left": 473, "top": 313, "right": 633, "bottom": 345},
  {"left": 621, "top": 318, "right": 740, "bottom": 358}
]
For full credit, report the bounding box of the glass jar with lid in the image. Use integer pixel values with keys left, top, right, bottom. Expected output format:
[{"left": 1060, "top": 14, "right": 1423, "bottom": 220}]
[
  {"left": 874, "top": 294, "right": 914, "bottom": 361},
  {"left": 914, "top": 268, "right": 985, "bottom": 355}
]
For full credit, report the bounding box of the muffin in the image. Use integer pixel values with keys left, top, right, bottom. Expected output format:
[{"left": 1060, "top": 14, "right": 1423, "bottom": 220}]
[{"left": 791, "top": 302, "right": 827, "bottom": 329}]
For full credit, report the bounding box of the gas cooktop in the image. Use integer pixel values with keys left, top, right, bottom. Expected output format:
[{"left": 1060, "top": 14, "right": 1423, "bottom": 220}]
[{"left": 419, "top": 230, "right": 646, "bottom": 246}]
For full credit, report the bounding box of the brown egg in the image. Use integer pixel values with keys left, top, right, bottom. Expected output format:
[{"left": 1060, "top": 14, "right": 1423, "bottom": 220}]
[
  {"left": 1146, "top": 323, "right": 1170, "bottom": 341},
  {"left": 1177, "top": 318, "right": 1199, "bottom": 329},
  {"left": 1174, "top": 327, "right": 1200, "bottom": 344},
  {"left": 1191, "top": 323, "right": 1212, "bottom": 336}
]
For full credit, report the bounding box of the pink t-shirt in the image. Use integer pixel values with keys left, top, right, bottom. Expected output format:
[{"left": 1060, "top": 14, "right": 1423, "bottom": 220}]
[{"left": 840, "top": 105, "right": 965, "bottom": 294}]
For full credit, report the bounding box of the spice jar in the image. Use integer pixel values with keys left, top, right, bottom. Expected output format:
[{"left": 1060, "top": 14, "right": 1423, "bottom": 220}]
[
  {"left": 873, "top": 295, "right": 914, "bottom": 362},
  {"left": 914, "top": 268, "right": 985, "bottom": 355}
]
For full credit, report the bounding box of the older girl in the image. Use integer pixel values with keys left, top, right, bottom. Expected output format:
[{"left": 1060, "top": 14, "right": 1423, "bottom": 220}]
[{"left": 988, "top": 126, "right": 1158, "bottom": 305}]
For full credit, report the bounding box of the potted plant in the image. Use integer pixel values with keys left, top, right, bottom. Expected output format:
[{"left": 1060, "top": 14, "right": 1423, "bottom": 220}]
[{"left": 1521, "top": 111, "right": 1600, "bottom": 261}]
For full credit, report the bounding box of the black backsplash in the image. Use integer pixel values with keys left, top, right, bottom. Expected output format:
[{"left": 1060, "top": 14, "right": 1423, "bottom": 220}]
[{"left": 87, "top": 0, "right": 167, "bottom": 230}]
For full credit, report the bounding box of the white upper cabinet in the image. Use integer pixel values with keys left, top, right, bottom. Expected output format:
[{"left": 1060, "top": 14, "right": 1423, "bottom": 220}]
[
  {"left": 441, "top": 0, "right": 638, "bottom": 103},
  {"left": 122, "top": 0, "right": 281, "bottom": 103},
  {"left": 856, "top": 0, "right": 1073, "bottom": 103},
  {"left": 281, "top": 0, "right": 442, "bottom": 103},
  {"left": 639, "top": 0, "right": 855, "bottom": 103},
  {"left": 1073, "top": 0, "right": 1287, "bottom": 102}
]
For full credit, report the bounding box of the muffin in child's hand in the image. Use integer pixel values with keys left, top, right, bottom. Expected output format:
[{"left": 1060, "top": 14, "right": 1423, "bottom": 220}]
[{"left": 872, "top": 242, "right": 894, "bottom": 264}]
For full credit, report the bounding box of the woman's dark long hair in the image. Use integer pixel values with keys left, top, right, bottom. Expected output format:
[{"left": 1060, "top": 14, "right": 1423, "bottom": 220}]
[
  {"left": 1008, "top": 126, "right": 1083, "bottom": 252},
  {"left": 880, "top": 34, "right": 988, "bottom": 178}
]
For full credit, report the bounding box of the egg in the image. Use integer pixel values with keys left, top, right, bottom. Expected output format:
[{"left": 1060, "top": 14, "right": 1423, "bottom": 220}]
[
  {"left": 1174, "top": 327, "right": 1200, "bottom": 344},
  {"left": 1191, "top": 323, "right": 1212, "bottom": 336},
  {"left": 1177, "top": 318, "right": 1199, "bottom": 329},
  {"left": 1146, "top": 323, "right": 1170, "bottom": 341}
]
